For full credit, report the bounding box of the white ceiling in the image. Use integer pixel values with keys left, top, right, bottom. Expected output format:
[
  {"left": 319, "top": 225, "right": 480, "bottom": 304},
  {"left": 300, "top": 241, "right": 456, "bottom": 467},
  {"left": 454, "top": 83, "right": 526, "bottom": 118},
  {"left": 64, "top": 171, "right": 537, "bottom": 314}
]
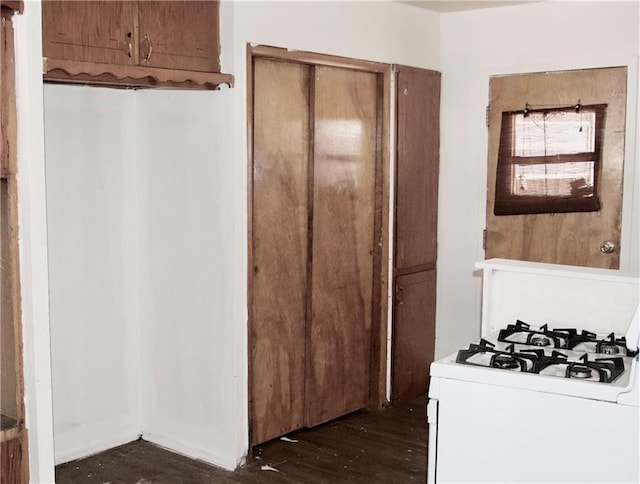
[{"left": 400, "top": 0, "right": 539, "bottom": 13}]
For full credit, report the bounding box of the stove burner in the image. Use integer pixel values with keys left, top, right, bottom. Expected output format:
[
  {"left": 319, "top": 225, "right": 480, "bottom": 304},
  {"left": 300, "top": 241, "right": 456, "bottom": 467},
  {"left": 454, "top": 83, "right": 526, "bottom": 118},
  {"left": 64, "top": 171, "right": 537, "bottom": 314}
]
[
  {"left": 530, "top": 335, "right": 551, "bottom": 347},
  {"left": 493, "top": 355, "right": 520, "bottom": 369},
  {"left": 455, "top": 342, "right": 537, "bottom": 372},
  {"left": 568, "top": 365, "right": 593, "bottom": 379},
  {"left": 497, "top": 320, "right": 569, "bottom": 348},
  {"left": 598, "top": 343, "right": 620, "bottom": 355}
]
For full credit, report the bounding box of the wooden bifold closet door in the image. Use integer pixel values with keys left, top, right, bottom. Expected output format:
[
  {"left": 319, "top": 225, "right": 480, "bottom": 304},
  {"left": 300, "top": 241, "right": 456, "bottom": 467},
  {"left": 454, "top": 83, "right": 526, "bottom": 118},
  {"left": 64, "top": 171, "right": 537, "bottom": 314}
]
[{"left": 250, "top": 54, "right": 384, "bottom": 446}]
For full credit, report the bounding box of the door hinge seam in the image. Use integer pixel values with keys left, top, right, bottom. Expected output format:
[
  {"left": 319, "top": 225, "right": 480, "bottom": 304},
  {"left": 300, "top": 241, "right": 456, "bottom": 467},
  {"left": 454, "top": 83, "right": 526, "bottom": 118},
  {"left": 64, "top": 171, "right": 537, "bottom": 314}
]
[
  {"left": 485, "top": 105, "right": 490, "bottom": 127},
  {"left": 482, "top": 228, "right": 487, "bottom": 251}
]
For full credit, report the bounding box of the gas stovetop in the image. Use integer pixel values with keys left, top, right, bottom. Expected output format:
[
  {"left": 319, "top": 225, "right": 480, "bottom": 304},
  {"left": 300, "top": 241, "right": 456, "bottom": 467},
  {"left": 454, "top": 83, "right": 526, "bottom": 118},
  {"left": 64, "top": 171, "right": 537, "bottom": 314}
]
[{"left": 455, "top": 320, "right": 637, "bottom": 384}]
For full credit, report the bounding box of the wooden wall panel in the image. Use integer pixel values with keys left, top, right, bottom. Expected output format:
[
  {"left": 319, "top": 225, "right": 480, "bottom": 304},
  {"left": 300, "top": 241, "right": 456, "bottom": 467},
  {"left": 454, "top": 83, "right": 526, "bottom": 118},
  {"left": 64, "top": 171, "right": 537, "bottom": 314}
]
[
  {"left": 1, "top": 181, "right": 17, "bottom": 420},
  {"left": 1, "top": 13, "right": 17, "bottom": 178},
  {"left": 306, "top": 66, "right": 378, "bottom": 427},
  {"left": 250, "top": 58, "right": 311, "bottom": 445},
  {"left": 0, "top": 11, "right": 26, "bottom": 481},
  {"left": 1, "top": 6, "right": 23, "bottom": 432}
]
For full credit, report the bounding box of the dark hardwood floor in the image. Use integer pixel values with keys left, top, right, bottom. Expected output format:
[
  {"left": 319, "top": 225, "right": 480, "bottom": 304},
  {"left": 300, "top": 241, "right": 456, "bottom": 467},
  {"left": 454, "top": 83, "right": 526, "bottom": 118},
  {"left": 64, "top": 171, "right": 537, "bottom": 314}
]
[{"left": 55, "top": 396, "right": 427, "bottom": 483}]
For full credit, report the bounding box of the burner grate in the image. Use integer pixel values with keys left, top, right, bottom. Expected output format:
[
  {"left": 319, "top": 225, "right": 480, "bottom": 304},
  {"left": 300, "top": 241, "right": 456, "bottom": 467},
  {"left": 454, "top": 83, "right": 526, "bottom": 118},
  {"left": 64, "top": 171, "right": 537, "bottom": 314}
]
[
  {"left": 536, "top": 356, "right": 626, "bottom": 383},
  {"left": 497, "top": 320, "right": 571, "bottom": 348},
  {"left": 456, "top": 340, "right": 540, "bottom": 372}
]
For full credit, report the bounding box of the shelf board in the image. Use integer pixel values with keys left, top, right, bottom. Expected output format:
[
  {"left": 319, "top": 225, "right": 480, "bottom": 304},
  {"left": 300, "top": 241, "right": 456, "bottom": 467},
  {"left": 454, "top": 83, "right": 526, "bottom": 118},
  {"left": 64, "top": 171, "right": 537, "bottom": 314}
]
[
  {"left": 43, "top": 58, "right": 234, "bottom": 91},
  {"left": 0, "top": 414, "right": 20, "bottom": 443}
]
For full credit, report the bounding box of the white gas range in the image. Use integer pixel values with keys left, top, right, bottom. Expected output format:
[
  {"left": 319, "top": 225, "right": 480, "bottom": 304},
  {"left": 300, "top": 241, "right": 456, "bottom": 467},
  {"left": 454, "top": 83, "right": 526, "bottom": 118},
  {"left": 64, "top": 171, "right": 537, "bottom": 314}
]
[{"left": 427, "top": 259, "right": 639, "bottom": 484}]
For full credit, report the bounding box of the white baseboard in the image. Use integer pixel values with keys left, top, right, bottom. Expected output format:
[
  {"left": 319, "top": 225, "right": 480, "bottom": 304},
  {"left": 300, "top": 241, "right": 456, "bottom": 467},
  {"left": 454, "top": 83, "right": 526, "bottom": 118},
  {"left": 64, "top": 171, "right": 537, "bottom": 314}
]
[
  {"left": 54, "top": 431, "right": 141, "bottom": 466},
  {"left": 141, "top": 431, "right": 241, "bottom": 471}
]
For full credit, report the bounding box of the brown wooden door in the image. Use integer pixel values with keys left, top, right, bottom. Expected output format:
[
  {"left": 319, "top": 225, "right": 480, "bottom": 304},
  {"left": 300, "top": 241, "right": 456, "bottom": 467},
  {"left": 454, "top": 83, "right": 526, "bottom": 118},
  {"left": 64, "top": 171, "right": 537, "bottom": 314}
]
[
  {"left": 305, "top": 66, "right": 378, "bottom": 427},
  {"left": 486, "top": 67, "right": 627, "bottom": 269},
  {"left": 394, "top": 66, "right": 440, "bottom": 270},
  {"left": 250, "top": 58, "right": 310, "bottom": 445},
  {"left": 250, "top": 53, "right": 386, "bottom": 445},
  {"left": 137, "top": 1, "right": 220, "bottom": 73},
  {"left": 42, "top": 1, "right": 136, "bottom": 66},
  {"left": 392, "top": 270, "right": 436, "bottom": 403},
  {"left": 391, "top": 65, "right": 440, "bottom": 404}
]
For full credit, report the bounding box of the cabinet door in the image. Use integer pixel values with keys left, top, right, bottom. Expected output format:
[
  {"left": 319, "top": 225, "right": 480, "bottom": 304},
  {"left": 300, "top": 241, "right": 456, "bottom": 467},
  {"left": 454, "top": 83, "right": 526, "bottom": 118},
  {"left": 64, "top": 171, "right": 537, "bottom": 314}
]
[
  {"left": 306, "top": 65, "right": 378, "bottom": 427},
  {"left": 392, "top": 65, "right": 440, "bottom": 404},
  {"left": 392, "top": 270, "right": 436, "bottom": 404},
  {"left": 137, "top": 1, "right": 220, "bottom": 73},
  {"left": 250, "top": 58, "right": 311, "bottom": 446},
  {"left": 42, "top": 1, "right": 137, "bottom": 66},
  {"left": 394, "top": 66, "right": 440, "bottom": 270}
]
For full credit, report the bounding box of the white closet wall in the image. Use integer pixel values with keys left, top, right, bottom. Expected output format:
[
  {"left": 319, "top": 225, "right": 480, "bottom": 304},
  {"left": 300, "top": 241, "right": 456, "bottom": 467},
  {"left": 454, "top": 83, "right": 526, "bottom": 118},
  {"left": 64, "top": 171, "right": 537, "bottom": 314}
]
[
  {"left": 44, "top": 85, "right": 139, "bottom": 463},
  {"left": 135, "top": 89, "right": 238, "bottom": 468}
]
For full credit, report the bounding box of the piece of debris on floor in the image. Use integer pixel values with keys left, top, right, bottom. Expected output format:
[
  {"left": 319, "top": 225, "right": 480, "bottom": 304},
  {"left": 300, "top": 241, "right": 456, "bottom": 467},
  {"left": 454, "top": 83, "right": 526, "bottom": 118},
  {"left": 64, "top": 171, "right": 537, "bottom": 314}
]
[{"left": 279, "top": 436, "right": 298, "bottom": 443}]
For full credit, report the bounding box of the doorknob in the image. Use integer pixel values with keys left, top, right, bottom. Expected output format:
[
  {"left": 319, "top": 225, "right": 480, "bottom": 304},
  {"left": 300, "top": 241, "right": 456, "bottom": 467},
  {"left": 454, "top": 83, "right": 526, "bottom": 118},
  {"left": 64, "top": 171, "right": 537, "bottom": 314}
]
[{"left": 600, "top": 241, "right": 616, "bottom": 254}]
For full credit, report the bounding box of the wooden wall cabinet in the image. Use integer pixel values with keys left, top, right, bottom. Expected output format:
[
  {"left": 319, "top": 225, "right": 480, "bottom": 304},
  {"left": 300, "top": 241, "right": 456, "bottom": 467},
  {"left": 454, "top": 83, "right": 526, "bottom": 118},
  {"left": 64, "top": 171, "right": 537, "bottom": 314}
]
[{"left": 42, "top": 0, "right": 233, "bottom": 90}]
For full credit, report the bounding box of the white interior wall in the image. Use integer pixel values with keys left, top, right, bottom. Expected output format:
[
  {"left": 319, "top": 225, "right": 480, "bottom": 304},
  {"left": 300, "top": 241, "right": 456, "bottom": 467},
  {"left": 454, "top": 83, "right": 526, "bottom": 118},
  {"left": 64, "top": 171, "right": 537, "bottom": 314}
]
[
  {"left": 29, "top": 0, "right": 640, "bottom": 478},
  {"left": 39, "top": 0, "right": 441, "bottom": 473},
  {"left": 44, "top": 85, "right": 140, "bottom": 463},
  {"left": 14, "top": 2, "right": 56, "bottom": 482},
  {"left": 436, "top": 1, "right": 640, "bottom": 358},
  {"left": 135, "top": 88, "right": 239, "bottom": 469}
]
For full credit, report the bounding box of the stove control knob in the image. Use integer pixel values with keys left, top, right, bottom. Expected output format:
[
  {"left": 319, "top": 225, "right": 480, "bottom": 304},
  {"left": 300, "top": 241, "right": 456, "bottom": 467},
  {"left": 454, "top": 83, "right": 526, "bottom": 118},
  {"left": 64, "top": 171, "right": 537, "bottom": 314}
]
[{"left": 600, "top": 241, "right": 616, "bottom": 254}]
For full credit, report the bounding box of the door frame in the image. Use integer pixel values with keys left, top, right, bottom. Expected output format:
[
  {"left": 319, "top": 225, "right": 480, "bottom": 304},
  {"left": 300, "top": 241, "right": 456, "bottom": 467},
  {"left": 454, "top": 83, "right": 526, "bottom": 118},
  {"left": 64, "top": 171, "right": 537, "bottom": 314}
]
[{"left": 246, "top": 44, "right": 391, "bottom": 444}]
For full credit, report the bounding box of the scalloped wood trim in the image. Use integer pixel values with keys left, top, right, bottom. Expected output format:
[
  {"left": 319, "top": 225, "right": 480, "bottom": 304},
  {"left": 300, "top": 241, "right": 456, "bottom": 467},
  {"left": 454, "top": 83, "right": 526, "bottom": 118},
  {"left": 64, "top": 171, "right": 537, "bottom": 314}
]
[
  {"left": 43, "top": 58, "right": 234, "bottom": 90},
  {"left": 1, "top": 1, "right": 23, "bottom": 17}
]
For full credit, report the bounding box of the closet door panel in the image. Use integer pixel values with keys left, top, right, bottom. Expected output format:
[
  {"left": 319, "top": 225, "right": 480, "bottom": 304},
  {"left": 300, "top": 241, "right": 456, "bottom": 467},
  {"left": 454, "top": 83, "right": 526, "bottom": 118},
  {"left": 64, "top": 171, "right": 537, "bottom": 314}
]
[
  {"left": 394, "top": 67, "right": 440, "bottom": 270},
  {"left": 306, "top": 66, "right": 378, "bottom": 426},
  {"left": 250, "top": 58, "right": 310, "bottom": 445},
  {"left": 391, "top": 269, "right": 436, "bottom": 404}
]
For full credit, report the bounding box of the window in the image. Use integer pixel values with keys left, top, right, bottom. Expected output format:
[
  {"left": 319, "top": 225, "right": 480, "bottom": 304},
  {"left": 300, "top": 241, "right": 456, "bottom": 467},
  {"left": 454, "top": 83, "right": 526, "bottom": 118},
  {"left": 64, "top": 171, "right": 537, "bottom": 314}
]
[{"left": 494, "top": 104, "right": 606, "bottom": 215}]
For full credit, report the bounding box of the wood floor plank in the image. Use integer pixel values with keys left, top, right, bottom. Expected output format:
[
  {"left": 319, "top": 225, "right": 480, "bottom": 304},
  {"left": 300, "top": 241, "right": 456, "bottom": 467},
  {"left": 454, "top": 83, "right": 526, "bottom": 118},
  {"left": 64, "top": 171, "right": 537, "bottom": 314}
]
[{"left": 55, "top": 396, "right": 427, "bottom": 484}]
